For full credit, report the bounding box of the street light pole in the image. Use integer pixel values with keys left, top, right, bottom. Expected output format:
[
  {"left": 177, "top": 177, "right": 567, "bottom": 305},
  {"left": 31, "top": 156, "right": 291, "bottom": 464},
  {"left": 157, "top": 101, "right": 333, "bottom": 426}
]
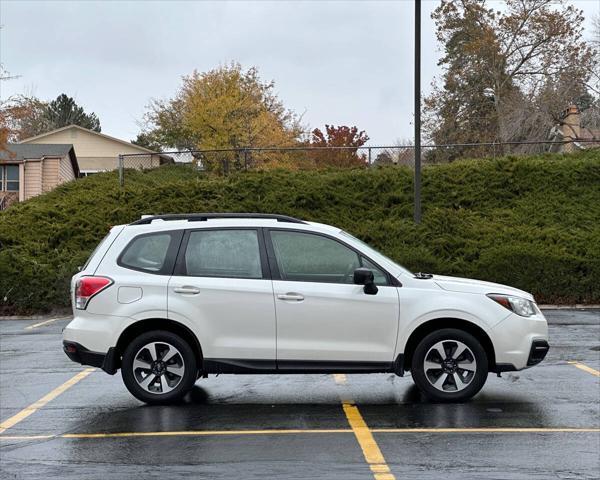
[{"left": 414, "top": 0, "right": 422, "bottom": 224}]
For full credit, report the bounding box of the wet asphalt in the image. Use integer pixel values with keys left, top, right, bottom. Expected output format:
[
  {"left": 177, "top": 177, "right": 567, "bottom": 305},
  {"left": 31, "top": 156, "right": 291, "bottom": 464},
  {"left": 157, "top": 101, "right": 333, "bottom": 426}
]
[{"left": 0, "top": 309, "right": 598, "bottom": 480}]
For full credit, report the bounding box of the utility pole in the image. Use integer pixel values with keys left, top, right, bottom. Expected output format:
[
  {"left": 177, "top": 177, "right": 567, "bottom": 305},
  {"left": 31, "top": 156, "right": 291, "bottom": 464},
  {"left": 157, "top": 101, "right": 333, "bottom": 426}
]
[{"left": 414, "top": 0, "right": 422, "bottom": 224}]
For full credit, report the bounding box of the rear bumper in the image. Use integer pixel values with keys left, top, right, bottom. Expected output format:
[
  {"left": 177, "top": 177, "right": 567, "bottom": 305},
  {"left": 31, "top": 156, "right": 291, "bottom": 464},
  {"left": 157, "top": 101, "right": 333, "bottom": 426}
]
[{"left": 63, "top": 341, "right": 119, "bottom": 374}]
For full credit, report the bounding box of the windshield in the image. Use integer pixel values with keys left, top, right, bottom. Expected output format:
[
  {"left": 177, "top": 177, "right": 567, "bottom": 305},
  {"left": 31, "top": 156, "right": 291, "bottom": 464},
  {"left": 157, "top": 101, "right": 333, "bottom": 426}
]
[{"left": 339, "top": 230, "right": 412, "bottom": 276}]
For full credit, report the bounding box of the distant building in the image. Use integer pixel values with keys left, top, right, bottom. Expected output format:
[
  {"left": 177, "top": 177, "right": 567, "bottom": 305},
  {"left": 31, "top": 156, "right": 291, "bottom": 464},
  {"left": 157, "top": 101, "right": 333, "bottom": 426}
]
[
  {"left": 20, "top": 125, "right": 171, "bottom": 176},
  {"left": 0, "top": 144, "right": 79, "bottom": 210},
  {"left": 549, "top": 105, "right": 600, "bottom": 152}
]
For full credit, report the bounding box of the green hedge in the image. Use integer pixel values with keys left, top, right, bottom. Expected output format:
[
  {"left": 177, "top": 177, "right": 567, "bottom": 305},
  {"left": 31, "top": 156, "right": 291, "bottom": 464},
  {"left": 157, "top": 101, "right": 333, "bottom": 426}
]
[{"left": 1, "top": 150, "right": 598, "bottom": 313}]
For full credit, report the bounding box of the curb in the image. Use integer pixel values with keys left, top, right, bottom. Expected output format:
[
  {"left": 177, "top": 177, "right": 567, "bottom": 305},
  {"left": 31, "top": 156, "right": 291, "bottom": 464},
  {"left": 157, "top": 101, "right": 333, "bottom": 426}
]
[
  {"left": 0, "top": 309, "right": 71, "bottom": 321},
  {"left": 539, "top": 305, "right": 600, "bottom": 310}
]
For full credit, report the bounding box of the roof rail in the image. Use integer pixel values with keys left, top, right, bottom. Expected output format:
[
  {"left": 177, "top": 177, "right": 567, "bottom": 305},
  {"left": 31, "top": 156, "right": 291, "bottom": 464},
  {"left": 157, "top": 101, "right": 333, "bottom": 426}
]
[{"left": 129, "top": 213, "right": 307, "bottom": 225}]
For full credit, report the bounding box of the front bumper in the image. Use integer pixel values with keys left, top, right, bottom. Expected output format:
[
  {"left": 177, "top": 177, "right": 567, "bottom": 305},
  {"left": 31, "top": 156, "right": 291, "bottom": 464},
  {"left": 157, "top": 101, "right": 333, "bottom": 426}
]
[
  {"left": 527, "top": 339, "right": 550, "bottom": 366},
  {"left": 494, "top": 339, "right": 550, "bottom": 372},
  {"left": 491, "top": 311, "right": 549, "bottom": 370},
  {"left": 63, "top": 341, "right": 120, "bottom": 374}
]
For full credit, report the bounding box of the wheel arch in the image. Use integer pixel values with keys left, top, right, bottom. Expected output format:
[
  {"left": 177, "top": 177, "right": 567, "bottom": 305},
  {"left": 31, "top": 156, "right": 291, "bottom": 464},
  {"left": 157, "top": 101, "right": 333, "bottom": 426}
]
[
  {"left": 115, "top": 318, "right": 203, "bottom": 370},
  {"left": 402, "top": 318, "right": 496, "bottom": 373}
]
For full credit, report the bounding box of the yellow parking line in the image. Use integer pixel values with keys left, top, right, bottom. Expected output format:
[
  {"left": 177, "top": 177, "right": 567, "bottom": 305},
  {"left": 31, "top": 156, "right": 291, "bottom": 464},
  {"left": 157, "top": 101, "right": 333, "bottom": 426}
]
[
  {"left": 0, "top": 368, "right": 94, "bottom": 434},
  {"left": 62, "top": 429, "right": 350, "bottom": 438},
  {"left": 1, "top": 427, "right": 598, "bottom": 441},
  {"left": 343, "top": 403, "right": 396, "bottom": 480},
  {"left": 568, "top": 361, "right": 600, "bottom": 377},
  {"left": 25, "top": 316, "right": 70, "bottom": 330},
  {"left": 333, "top": 374, "right": 396, "bottom": 480},
  {"left": 372, "top": 427, "right": 600, "bottom": 433}
]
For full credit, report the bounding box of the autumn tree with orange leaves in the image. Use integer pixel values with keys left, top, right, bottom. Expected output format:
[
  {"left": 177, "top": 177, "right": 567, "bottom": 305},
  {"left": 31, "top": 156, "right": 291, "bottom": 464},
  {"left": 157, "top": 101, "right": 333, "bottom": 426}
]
[{"left": 309, "top": 125, "right": 369, "bottom": 168}]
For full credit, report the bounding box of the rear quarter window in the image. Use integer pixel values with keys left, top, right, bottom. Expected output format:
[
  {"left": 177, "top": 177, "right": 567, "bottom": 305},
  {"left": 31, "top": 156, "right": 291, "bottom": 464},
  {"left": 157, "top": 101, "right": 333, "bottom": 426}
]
[{"left": 118, "top": 231, "right": 181, "bottom": 274}]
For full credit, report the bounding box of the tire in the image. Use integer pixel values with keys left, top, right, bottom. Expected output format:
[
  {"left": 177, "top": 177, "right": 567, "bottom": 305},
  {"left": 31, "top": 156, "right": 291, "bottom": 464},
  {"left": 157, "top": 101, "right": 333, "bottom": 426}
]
[
  {"left": 121, "top": 330, "right": 198, "bottom": 404},
  {"left": 411, "top": 328, "right": 488, "bottom": 402}
]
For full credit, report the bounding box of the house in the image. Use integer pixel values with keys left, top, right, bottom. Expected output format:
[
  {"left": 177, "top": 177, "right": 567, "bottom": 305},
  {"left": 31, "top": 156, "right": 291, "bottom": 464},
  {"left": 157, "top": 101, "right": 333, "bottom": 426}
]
[
  {"left": 549, "top": 105, "right": 600, "bottom": 152},
  {"left": 19, "top": 125, "right": 171, "bottom": 176},
  {"left": 0, "top": 144, "right": 79, "bottom": 210}
]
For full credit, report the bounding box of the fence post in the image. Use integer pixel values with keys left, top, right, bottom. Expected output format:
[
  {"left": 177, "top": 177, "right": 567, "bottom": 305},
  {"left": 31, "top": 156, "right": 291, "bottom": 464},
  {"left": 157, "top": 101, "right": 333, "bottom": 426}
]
[
  {"left": 244, "top": 149, "right": 249, "bottom": 170},
  {"left": 118, "top": 154, "right": 124, "bottom": 188},
  {"left": 368, "top": 147, "right": 372, "bottom": 165}
]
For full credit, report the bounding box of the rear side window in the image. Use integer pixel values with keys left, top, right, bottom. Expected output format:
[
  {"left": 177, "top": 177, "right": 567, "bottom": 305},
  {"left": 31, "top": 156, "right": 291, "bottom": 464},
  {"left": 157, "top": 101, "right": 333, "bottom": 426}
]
[
  {"left": 183, "top": 229, "right": 262, "bottom": 279},
  {"left": 119, "top": 232, "right": 175, "bottom": 273}
]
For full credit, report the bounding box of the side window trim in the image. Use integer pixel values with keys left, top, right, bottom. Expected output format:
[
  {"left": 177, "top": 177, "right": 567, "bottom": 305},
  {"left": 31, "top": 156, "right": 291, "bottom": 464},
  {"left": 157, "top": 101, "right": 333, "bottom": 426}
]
[
  {"left": 117, "top": 230, "right": 184, "bottom": 275},
  {"left": 264, "top": 228, "right": 395, "bottom": 286},
  {"left": 173, "top": 227, "right": 271, "bottom": 280}
]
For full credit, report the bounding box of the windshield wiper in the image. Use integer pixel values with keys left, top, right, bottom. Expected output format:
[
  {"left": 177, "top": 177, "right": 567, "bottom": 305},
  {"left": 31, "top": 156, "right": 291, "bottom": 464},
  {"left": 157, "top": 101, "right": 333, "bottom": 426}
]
[{"left": 414, "top": 272, "right": 433, "bottom": 279}]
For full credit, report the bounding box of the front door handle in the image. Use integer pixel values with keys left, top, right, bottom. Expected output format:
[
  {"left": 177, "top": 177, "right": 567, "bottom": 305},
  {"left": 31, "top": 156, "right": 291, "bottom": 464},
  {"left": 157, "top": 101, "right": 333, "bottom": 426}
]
[
  {"left": 173, "top": 286, "right": 201, "bottom": 295},
  {"left": 277, "top": 292, "right": 304, "bottom": 302}
]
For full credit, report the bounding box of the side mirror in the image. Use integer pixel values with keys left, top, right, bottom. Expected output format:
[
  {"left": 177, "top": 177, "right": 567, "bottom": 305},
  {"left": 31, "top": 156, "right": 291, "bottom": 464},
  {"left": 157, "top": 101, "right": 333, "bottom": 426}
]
[{"left": 353, "top": 268, "right": 378, "bottom": 295}]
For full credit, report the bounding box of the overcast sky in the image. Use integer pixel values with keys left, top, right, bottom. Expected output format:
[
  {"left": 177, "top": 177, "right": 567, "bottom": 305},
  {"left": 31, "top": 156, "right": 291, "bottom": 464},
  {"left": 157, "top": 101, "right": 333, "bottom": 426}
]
[{"left": 1, "top": 0, "right": 598, "bottom": 146}]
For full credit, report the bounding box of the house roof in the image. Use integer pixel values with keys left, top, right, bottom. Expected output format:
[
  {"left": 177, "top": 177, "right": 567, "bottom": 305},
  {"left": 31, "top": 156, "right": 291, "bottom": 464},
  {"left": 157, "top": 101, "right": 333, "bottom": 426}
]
[
  {"left": 19, "top": 124, "right": 160, "bottom": 155},
  {"left": 1, "top": 143, "right": 80, "bottom": 177}
]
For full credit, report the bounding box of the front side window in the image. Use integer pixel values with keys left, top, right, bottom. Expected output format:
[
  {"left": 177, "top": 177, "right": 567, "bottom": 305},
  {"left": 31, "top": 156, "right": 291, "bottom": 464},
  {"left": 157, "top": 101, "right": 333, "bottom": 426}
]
[
  {"left": 361, "top": 257, "right": 389, "bottom": 286},
  {"left": 184, "top": 229, "right": 262, "bottom": 279},
  {"left": 1, "top": 165, "right": 19, "bottom": 192},
  {"left": 270, "top": 231, "right": 361, "bottom": 284},
  {"left": 120, "top": 233, "right": 172, "bottom": 273}
]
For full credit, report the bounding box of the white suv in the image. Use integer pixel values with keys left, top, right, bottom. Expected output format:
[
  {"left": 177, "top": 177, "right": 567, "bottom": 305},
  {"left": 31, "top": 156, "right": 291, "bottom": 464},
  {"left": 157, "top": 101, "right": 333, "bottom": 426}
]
[{"left": 63, "top": 213, "right": 549, "bottom": 404}]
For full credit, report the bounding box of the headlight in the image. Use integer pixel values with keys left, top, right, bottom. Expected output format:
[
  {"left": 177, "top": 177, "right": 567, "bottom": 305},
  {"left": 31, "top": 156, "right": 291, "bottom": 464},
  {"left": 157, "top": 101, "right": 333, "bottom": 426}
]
[{"left": 487, "top": 294, "right": 536, "bottom": 317}]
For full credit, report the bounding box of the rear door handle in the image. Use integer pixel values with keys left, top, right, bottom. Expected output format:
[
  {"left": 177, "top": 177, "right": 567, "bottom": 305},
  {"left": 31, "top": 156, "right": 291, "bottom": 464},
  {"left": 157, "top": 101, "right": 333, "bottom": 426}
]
[
  {"left": 173, "top": 286, "right": 201, "bottom": 295},
  {"left": 277, "top": 293, "right": 304, "bottom": 302}
]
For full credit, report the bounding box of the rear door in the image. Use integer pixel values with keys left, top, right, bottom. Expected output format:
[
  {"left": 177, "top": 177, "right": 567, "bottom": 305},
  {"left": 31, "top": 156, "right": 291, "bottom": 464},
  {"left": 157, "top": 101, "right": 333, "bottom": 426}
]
[{"left": 168, "top": 228, "right": 276, "bottom": 365}]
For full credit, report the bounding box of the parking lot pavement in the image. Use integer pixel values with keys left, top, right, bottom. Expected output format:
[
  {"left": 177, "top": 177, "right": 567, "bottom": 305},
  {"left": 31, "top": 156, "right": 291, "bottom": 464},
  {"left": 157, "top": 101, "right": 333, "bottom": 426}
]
[{"left": 0, "top": 310, "right": 598, "bottom": 480}]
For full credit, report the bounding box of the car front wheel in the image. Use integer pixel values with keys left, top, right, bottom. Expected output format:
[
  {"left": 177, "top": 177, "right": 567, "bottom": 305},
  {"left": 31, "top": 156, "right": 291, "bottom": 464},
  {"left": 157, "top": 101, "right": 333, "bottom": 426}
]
[
  {"left": 411, "top": 328, "right": 488, "bottom": 402},
  {"left": 121, "top": 330, "right": 197, "bottom": 404}
]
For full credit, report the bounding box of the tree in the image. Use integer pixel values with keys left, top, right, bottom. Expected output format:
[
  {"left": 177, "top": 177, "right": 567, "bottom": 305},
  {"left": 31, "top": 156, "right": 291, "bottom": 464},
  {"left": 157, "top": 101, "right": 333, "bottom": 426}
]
[
  {"left": 44, "top": 94, "right": 101, "bottom": 132},
  {"left": 0, "top": 93, "right": 101, "bottom": 144},
  {"left": 425, "top": 0, "right": 596, "bottom": 160},
  {"left": 138, "top": 63, "right": 303, "bottom": 170},
  {"left": 0, "top": 95, "right": 48, "bottom": 144},
  {"left": 309, "top": 125, "right": 369, "bottom": 168},
  {"left": 581, "top": 15, "right": 600, "bottom": 130},
  {"left": 0, "top": 46, "right": 22, "bottom": 153},
  {"left": 131, "top": 132, "right": 163, "bottom": 152}
]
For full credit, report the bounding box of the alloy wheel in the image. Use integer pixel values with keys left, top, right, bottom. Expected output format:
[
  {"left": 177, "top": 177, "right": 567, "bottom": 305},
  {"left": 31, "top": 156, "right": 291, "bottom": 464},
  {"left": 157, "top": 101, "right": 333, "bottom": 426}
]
[
  {"left": 133, "top": 342, "right": 185, "bottom": 394},
  {"left": 423, "top": 340, "right": 477, "bottom": 393}
]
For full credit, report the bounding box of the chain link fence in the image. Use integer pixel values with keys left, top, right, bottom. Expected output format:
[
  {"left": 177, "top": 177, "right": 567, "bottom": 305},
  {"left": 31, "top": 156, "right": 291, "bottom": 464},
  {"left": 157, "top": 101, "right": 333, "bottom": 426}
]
[{"left": 117, "top": 140, "right": 598, "bottom": 186}]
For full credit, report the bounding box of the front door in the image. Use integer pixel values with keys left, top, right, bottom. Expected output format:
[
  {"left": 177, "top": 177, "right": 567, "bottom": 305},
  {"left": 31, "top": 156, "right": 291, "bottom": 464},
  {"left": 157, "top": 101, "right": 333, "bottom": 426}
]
[
  {"left": 266, "top": 229, "right": 399, "bottom": 367},
  {"left": 168, "top": 228, "right": 276, "bottom": 366}
]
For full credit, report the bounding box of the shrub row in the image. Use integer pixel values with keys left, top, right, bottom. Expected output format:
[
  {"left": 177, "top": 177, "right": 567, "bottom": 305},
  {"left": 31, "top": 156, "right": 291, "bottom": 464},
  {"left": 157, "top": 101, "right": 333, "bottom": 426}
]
[{"left": 0, "top": 150, "right": 598, "bottom": 313}]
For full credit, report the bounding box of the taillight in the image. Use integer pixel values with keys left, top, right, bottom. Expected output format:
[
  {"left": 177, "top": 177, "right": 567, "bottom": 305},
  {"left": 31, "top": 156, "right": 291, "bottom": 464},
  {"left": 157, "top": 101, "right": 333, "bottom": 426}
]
[{"left": 75, "top": 276, "right": 113, "bottom": 310}]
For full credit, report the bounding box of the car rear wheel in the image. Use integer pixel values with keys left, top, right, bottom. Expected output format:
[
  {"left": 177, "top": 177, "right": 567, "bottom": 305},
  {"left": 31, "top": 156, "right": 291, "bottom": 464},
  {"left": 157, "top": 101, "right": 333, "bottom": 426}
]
[
  {"left": 121, "top": 330, "right": 197, "bottom": 404},
  {"left": 411, "top": 328, "right": 488, "bottom": 402}
]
